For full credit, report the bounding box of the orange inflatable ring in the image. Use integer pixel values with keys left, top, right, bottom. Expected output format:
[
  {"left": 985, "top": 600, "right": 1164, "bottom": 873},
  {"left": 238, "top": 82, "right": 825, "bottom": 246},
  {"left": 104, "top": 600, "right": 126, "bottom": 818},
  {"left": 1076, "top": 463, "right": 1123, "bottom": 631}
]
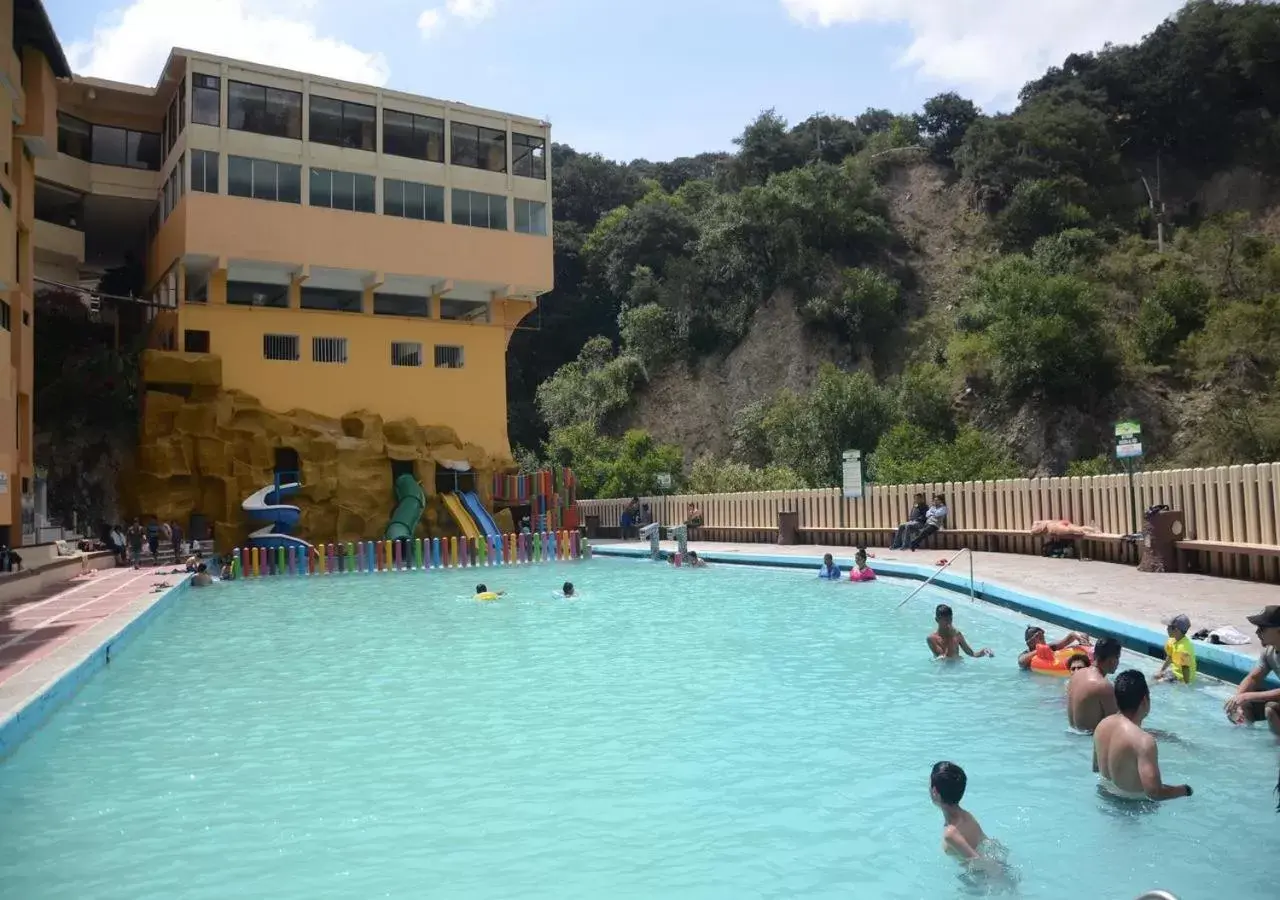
[{"left": 1029, "top": 644, "right": 1093, "bottom": 677}]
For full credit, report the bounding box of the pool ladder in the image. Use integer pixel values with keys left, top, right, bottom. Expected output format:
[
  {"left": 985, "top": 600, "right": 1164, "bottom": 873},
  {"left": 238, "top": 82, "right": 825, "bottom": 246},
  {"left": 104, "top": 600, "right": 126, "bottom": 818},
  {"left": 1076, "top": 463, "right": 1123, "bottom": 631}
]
[{"left": 1136, "top": 892, "right": 1178, "bottom": 900}]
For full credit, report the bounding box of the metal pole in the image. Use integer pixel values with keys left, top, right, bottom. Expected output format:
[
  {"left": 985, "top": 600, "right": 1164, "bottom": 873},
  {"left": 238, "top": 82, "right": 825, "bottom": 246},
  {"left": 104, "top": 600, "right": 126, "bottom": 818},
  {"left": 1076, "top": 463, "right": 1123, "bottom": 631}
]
[
  {"left": 969, "top": 548, "right": 975, "bottom": 603},
  {"left": 896, "top": 548, "right": 969, "bottom": 610}
]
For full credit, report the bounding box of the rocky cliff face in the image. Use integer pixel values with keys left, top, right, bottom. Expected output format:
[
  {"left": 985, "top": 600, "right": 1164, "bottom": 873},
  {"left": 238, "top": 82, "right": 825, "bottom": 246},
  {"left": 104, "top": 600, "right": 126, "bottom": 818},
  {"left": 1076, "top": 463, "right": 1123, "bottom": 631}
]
[{"left": 128, "top": 355, "right": 508, "bottom": 549}]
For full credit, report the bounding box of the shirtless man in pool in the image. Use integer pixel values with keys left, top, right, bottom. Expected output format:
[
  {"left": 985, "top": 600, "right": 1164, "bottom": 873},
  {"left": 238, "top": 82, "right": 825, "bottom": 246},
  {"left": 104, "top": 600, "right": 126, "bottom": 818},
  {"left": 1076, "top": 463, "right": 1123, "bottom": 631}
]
[
  {"left": 1092, "top": 670, "right": 1192, "bottom": 801},
  {"left": 927, "top": 605, "right": 993, "bottom": 659},
  {"left": 1067, "top": 637, "right": 1121, "bottom": 732}
]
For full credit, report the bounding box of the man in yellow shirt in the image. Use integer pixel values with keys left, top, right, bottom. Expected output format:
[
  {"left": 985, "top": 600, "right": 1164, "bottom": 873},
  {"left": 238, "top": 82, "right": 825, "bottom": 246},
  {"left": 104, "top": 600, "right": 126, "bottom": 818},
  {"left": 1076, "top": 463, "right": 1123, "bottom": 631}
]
[{"left": 1157, "top": 614, "right": 1197, "bottom": 684}]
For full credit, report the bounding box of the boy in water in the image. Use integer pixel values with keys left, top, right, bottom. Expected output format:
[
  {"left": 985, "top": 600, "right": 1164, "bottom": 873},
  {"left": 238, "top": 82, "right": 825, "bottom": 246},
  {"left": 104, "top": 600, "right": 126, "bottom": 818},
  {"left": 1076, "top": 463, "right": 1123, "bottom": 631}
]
[
  {"left": 562, "top": 581, "right": 575, "bottom": 598},
  {"left": 1092, "top": 670, "right": 1192, "bottom": 801},
  {"left": 930, "top": 762, "right": 992, "bottom": 860},
  {"left": 1156, "top": 614, "right": 1197, "bottom": 684},
  {"left": 817, "top": 553, "right": 841, "bottom": 579},
  {"left": 927, "top": 605, "right": 993, "bottom": 659}
]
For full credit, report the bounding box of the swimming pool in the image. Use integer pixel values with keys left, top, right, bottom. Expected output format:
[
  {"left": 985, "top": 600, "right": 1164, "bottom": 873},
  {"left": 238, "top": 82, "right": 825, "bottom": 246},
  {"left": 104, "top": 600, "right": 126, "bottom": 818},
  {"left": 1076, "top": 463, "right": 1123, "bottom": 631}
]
[{"left": 0, "top": 558, "right": 1274, "bottom": 899}]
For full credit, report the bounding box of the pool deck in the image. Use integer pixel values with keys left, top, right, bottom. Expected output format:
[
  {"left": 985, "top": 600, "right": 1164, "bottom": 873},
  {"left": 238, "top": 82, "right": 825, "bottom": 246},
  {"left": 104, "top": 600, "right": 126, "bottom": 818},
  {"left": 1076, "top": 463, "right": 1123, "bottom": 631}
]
[
  {"left": 0, "top": 564, "right": 188, "bottom": 748},
  {"left": 599, "top": 539, "right": 1280, "bottom": 657}
]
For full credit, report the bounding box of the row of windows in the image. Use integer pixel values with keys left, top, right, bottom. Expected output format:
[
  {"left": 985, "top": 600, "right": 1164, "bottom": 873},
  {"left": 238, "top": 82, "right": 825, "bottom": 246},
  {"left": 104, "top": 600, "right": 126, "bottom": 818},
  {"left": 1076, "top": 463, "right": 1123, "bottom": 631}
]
[
  {"left": 57, "top": 113, "right": 160, "bottom": 170},
  {"left": 245, "top": 333, "right": 465, "bottom": 368},
  {"left": 199, "top": 152, "right": 546, "bottom": 233},
  {"left": 206, "top": 281, "right": 492, "bottom": 322},
  {"left": 194, "top": 76, "right": 544, "bottom": 176}
]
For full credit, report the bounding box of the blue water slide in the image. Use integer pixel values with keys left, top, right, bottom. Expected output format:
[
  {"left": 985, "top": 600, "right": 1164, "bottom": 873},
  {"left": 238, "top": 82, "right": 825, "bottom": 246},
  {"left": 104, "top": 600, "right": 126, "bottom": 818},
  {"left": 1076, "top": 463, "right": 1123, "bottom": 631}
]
[
  {"left": 243, "top": 479, "right": 314, "bottom": 552},
  {"left": 461, "top": 491, "right": 501, "bottom": 537}
]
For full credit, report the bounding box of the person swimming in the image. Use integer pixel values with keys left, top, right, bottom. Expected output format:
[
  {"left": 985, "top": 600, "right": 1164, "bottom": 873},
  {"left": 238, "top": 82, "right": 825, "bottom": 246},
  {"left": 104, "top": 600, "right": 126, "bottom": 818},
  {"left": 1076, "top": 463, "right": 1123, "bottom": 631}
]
[
  {"left": 685, "top": 551, "right": 707, "bottom": 568},
  {"left": 562, "top": 581, "right": 575, "bottom": 598},
  {"left": 927, "top": 604, "right": 993, "bottom": 659},
  {"left": 1018, "top": 625, "right": 1091, "bottom": 670},
  {"left": 474, "top": 583, "right": 505, "bottom": 601}
]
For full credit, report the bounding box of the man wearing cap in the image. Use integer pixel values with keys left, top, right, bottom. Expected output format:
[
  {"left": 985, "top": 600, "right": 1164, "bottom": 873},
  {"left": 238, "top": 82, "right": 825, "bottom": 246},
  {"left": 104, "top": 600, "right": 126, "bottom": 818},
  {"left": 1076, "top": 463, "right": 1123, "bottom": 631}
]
[{"left": 1224, "top": 605, "right": 1280, "bottom": 735}]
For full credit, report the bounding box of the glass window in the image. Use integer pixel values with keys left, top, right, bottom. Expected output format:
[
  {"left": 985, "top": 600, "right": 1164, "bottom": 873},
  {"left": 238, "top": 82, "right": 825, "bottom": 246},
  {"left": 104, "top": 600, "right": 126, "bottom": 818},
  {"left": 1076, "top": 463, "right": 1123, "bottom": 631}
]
[
  {"left": 451, "top": 122, "right": 506, "bottom": 172},
  {"left": 230, "top": 282, "right": 290, "bottom": 307},
  {"left": 434, "top": 345, "right": 465, "bottom": 368},
  {"left": 229, "top": 80, "right": 302, "bottom": 139},
  {"left": 228, "top": 156, "right": 301, "bottom": 203},
  {"left": 452, "top": 189, "right": 507, "bottom": 230},
  {"left": 382, "top": 109, "right": 445, "bottom": 162},
  {"left": 309, "top": 95, "right": 375, "bottom": 151},
  {"left": 57, "top": 113, "right": 91, "bottom": 160},
  {"left": 127, "top": 131, "right": 161, "bottom": 170},
  {"left": 192, "top": 149, "right": 219, "bottom": 193},
  {"left": 391, "top": 341, "right": 424, "bottom": 366},
  {"left": 374, "top": 294, "right": 431, "bottom": 317},
  {"left": 178, "top": 78, "right": 186, "bottom": 136},
  {"left": 263, "top": 334, "right": 300, "bottom": 360},
  {"left": 165, "top": 94, "right": 178, "bottom": 157},
  {"left": 514, "top": 199, "right": 547, "bottom": 235},
  {"left": 440, "top": 298, "right": 490, "bottom": 322},
  {"left": 512, "top": 133, "right": 546, "bottom": 179},
  {"left": 309, "top": 168, "right": 375, "bottom": 212},
  {"left": 300, "top": 286, "right": 363, "bottom": 313},
  {"left": 312, "top": 337, "right": 349, "bottom": 363},
  {"left": 91, "top": 126, "right": 127, "bottom": 167},
  {"left": 383, "top": 178, "right": 444, "bottom": 222},
  {"left": 193, "top": 74, "right": 220, "bottom": 126}
]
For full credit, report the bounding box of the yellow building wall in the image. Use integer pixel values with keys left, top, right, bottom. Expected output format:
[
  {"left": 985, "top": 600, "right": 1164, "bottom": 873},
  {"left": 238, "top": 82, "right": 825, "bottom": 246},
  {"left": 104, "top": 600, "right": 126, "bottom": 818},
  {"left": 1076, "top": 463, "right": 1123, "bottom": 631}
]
[
  {"left": 177, "top": 297, "right": 531, "bottom": 461},
  {"left": 149, "top": 192, "right": 553, "bottom": 292}
]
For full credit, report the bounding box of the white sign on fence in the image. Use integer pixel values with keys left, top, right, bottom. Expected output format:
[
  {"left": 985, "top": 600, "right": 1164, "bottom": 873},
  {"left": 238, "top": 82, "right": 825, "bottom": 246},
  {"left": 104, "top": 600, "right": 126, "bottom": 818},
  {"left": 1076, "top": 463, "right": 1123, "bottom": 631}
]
[
  {"left": 842, "top": 450, "right": 863, "bottom": 499},
  {"left": 655, "top": 473, "right": 672, "bottom": 490}
]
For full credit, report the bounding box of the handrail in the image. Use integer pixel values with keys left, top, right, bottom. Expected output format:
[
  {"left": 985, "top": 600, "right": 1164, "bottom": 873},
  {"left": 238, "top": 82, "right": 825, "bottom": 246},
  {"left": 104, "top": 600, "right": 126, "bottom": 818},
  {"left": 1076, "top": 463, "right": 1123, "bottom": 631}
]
[{"left": 896, "top": 548, "right": 971, "bottom": 609}]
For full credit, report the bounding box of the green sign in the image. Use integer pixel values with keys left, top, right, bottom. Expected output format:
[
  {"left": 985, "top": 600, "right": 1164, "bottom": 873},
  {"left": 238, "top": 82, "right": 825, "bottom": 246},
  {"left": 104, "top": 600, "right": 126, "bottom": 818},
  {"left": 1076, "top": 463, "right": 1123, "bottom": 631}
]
[{"left": 1115, "top": 420, "right": 1143, "bottom": 459}]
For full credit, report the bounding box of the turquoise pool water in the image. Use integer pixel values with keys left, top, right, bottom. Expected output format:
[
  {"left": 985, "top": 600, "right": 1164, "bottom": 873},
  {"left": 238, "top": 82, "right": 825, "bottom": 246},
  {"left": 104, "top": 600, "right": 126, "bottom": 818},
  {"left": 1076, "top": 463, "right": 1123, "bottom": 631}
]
[{"left": 0, "top": 558, "right": 1275, "bottom": 898}]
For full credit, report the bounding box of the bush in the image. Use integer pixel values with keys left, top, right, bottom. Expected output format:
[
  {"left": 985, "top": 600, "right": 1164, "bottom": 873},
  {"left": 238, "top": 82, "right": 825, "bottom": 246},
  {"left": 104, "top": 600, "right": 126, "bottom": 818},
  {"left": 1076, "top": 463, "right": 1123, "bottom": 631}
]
[
  {"left": 869, "top": 424, "right": 1020, "bottom": 484},
  {"left": 686, "top": 455, "right": 807, "bottom": 493},
  {"left": 535, "top": 337, "right": 644, "bottom": 430},
  {"left": 1031, "top": 228, "right": 1106, "bottom": 275},
  {"left": 800, "top": 268, "right": 901, "bottom": 344},
  {"left": 620, "top": 303, "right": 681, "bottom": 369},
  {"left": 993, "top": 179, "right": 1092, "bottom": 252},
  {"left": 895, "top": 362, "right": 956, "bottom": 439},
  {"left": 543, "top": 424, "right": 684, "bottom": 499},
  {"left": 953, "top": 256, "right": 1117, "bottom": 407}
]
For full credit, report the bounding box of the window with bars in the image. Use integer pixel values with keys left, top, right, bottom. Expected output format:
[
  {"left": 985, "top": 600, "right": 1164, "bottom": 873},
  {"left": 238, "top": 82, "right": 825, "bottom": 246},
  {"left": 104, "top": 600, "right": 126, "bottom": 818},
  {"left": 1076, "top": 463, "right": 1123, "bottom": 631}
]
[
  {"left": 434, "top": 345, "right": 464, "bottom": 369},
  {"left": 263, "top": 333, "right": 300, "bottom": 361},
  {"left": 312, "top": 337, "right": 349, "bottom": 364},
  {"left": 391, "top": 341, "right": 423, "bottom": 367}
]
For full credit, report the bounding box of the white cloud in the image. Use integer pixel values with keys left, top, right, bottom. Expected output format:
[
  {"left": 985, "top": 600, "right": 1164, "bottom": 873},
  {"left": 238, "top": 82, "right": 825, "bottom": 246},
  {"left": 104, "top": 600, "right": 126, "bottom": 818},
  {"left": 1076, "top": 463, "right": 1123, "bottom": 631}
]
[
  {"left": 417, "top": 8, "right": 443, "bottom": 37},
  {"left": 780, "top": 0, "right": 1186, "bottom": 101},
  {"left": 67, "top": 0, "right": 390, "bottom": 87},
  {"left": 445, "top": 0, "right": 497, "bottom": 23}
]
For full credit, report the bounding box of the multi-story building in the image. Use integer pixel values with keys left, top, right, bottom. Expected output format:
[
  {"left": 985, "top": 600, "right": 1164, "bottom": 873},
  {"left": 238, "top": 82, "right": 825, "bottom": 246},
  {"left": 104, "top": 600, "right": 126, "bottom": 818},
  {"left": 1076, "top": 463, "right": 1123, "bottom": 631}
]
[
  {"left": 20, "top": 8, "right": 554, "bottom": 546},
  {"left": 2, "top": 0, "right": 71, "bottom": 547}
]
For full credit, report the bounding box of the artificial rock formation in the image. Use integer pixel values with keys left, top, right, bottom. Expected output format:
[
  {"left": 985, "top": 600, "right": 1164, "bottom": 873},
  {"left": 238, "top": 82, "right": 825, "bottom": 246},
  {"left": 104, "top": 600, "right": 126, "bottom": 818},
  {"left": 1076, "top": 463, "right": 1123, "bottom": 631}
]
[{"left": 127, "top": 385, "right": 506, "bottom": 551}]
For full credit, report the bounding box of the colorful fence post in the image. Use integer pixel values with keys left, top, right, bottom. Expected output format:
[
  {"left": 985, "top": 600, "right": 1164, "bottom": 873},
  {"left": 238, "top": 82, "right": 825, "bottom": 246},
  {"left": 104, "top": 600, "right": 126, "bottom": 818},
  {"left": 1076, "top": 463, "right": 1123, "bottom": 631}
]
[
  {"left": 448, "top": 537, "right": 457, "bottom": 568},
  {"left": 571, "top": 531, "right": 580, "bottom": 559},
  {"left": 365, "top": 541, "right": 375, "bottom": 572}
]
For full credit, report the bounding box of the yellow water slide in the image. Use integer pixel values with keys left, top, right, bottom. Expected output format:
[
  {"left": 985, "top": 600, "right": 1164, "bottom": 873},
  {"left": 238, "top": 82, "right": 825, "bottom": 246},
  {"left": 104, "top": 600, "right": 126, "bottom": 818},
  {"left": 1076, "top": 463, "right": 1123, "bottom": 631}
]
[{"left": 442, "top": 492, "right": 482, "bottom": 540}]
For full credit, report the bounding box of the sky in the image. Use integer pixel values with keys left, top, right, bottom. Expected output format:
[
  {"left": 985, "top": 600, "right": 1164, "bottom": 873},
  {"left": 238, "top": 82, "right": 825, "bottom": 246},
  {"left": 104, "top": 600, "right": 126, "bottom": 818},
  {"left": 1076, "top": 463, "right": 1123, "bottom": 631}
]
[{"left": 43, "top": 0, "right": 1189, "bottom": 163}]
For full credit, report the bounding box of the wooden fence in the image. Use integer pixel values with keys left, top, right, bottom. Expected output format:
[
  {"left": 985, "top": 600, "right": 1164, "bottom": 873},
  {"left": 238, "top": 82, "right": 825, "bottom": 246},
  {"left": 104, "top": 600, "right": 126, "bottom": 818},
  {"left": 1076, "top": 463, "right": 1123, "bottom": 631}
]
[{"left": 578, "top": 463, "right": 1280, "bottom": 581}]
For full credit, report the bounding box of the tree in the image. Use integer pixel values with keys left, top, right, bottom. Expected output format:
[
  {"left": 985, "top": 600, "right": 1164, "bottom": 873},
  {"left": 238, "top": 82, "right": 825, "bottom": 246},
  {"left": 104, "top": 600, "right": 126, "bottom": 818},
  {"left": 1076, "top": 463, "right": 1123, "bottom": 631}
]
[
  {"left": 870, "top": 424, "right": 1019, "bottom": 484},
  {"left": 916, "top": 92, "right": 979, "bottom": 164},
  {"left": 543, "top": 424, "right": 683, "bottom": 499},
  {"left": 534, "top": 337, "right": 644, "bottom": 430}
]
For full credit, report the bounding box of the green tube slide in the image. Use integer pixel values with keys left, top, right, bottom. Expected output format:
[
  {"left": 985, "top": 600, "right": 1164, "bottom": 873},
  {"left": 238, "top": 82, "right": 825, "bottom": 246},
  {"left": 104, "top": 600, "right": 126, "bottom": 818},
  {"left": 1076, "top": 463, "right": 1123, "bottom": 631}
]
[{"left": 384, "top": 473, "right": 427, "bottom": 541}]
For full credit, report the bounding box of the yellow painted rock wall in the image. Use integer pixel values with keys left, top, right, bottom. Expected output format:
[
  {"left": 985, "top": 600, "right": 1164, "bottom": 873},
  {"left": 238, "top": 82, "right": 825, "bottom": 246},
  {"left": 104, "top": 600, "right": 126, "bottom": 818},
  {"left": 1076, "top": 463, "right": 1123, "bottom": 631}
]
[{"left": 127, "top": 387, "right": 506, "bottom": 551}]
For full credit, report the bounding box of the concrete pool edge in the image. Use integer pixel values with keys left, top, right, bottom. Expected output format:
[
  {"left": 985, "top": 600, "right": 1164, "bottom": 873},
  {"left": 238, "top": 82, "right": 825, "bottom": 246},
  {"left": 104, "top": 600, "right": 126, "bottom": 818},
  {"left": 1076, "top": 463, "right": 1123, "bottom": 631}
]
[
  {"left": 0, "top": 578, "right": 191, "bottom": 759},
  {"left": 592, "top": 545, "right": 1275, "bottom": 687}
]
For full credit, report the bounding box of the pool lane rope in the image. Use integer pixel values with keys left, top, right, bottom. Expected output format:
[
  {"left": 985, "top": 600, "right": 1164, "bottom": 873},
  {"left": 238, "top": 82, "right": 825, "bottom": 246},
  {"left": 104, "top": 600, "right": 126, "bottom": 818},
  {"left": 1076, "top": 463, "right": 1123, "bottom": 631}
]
[{"left": 232, "top": 531, "right": 589, "bottom": 577}]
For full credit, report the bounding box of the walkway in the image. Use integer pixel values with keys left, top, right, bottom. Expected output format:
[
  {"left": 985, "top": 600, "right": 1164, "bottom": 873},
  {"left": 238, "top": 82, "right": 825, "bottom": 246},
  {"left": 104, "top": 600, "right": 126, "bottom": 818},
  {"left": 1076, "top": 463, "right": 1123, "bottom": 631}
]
[
  {"left": 0, "top": 565, "right": 185, "bottom": 726},
  {"left": 604, "top": 540, "right": 1280, "bottom": 655}
]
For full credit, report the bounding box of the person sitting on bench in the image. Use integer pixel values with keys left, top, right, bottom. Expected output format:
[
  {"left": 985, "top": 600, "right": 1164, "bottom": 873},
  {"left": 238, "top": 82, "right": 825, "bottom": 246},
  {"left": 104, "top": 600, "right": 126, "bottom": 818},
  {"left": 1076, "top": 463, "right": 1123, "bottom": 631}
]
[
  {"left": 910, "top": 494, "right": 949, "bottom": 550},
  {"left": 891, "top": 493, "right": 929, "bottom": 550}
]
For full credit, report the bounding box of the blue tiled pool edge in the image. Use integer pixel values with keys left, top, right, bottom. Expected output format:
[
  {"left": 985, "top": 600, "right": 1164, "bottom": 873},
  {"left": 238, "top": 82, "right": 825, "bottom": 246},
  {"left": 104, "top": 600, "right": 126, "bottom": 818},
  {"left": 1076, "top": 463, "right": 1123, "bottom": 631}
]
[
  {"left": 593, "top": 545, "right": 1276, "bottom": 687},
  {"left": 0, "top": 580, "right": 191, "bottom": 759}
]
